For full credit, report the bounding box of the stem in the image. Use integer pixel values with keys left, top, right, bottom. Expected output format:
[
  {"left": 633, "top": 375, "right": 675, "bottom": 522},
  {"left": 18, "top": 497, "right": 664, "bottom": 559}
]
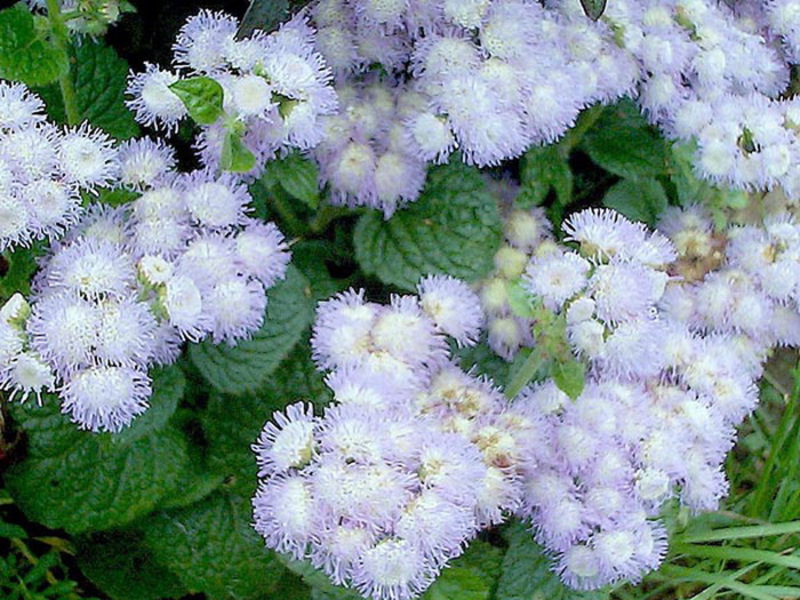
[
  {"left": 45, "top": 0, "right": 80, "bottom": 126},
  {"left": 505, "top": 347, "right": 547, "bottom": 399}
]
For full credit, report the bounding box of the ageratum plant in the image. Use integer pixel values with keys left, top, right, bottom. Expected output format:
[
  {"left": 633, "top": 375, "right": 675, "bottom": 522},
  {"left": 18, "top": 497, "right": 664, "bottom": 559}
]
[{"left": 1, "top": 1, "right": 800, "bottom": 600}]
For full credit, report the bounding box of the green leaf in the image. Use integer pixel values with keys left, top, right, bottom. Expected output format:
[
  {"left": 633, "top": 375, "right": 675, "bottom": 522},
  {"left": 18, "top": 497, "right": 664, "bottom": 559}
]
[
  {"left": 237, "top": 0, "right": 290, "bottom": 38},
  {"left": 221, "top": 130, "right": 257, "bottom": 173},
  {"left": 111, "top": 365, "right": 184, "bottom": 446},
  {"left": 519, "top": 145, "right": 573, "bottom": 208},
  {"left": 36, "top": 41, "right": 140, "bottom": 138},
  {"left": 5, "top": 367, "right": 190, "bottom": 534},
  {"left": 263, "top": 153, "right": 321, "bottom": 208},
  {"left": 141, "top": 492, "right": 286, "bottom": 600},
  {"left": 579, "top": 0, "right": 607, "bottom": 20},
  {"left": 552, "top": 359, "right": 585, "bottom": 400},
  {"left": 602, "top": 178, "right": 668, "bottom": 227},
  {"left": 0, "top": 4, "right": 67, "bottom": 87},
  {"left": 169, "top": 76, "right": 224, "bottom": 125},
  {"left": 155, "top": 443, "right": 225, "bottom": 511},
  {"left": 669, "top": 141, "right": 716, "bottom": 207},
  {"left": 291, "top": 239, "right": 353, "bottom": 302},
  {"left": 421, "top": 540, "right": 504, "bottom": 600},
  {"left": 581, "top": 99, "right": 669, "bottom": 180},
  {"left": 72, "top": 41, "right": 139, "bottom": 138},
  {"left": 354, "top": 162, "right": 502, "bottom": 290},
  {"left": 0, "top": 516, "right": 27, "bottom": 539},
  {"left": 452, "top": 337, "right": 511, "bottom": 385},
  {"left": 202, "top": 343, "right": 331, "bottom": 495},
  {"left": 506, "top": 279, "right": 536, "bottom": 319},
  {"left": 189, "top": 265, "right": 316, "bottom": 395},
  {"left": 496, "top": 522, "right": 609, "bottom": 600},
  {"left": 77, "top": 530, "right": 188, "bottom": 600},
  {"left": 278, "top": 555, "right": 361, "bottom": 600},
  {"left": 0, "top": 243, "right": 44, "bottom": 301}
]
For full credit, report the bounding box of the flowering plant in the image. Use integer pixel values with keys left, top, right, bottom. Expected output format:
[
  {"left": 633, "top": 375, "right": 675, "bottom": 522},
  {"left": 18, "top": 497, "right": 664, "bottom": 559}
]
[{"left": 1, "top": 0, "right": 800, "bottom": 599}]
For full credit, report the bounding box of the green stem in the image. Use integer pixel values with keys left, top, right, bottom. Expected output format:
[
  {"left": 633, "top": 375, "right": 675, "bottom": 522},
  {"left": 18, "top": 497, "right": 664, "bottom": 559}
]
[
  {"left": 45, "top": 0, "right": 80, "bottom": 126},
  {"left": 505, "top": 347, "right": 547, "bottom": 400}
]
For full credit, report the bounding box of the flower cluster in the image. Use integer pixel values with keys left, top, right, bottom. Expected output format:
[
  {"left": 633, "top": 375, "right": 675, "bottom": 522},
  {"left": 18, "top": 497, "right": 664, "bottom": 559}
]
[
  {"left": 253, "top": 276, "right": 524, "bottom": 600},
  {"left": 126, "top": 10, "right": 338, "bottom": 177},
  {"left": 0, "top": 139, "right": 291, "bottom": 432},
  {"left": 302, "top": 0, "right": 800, "bottom": 212},
  {"left": 0, "top": 81, "right": 119, "bottom": 252},
  {"left": 306, "top": 0, "right": 636, "bottom": 212},
  {"left": 312, "top": 79, "right": 428, "bottom": 217},
  {"left": 251, "top": 205, "right": 800, "bottom": 597},
  {"left": 512, "top": 206, "right": 800, "bottom": 588}
]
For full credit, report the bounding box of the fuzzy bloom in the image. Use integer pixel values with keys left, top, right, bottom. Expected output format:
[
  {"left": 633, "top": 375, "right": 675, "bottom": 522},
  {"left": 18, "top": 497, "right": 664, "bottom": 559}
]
[
  {"left": 523, "top": 251, "right": 591, "bottom": 312},
  {"left": 125, "top": 64, "right": 187, "bottom": 131},
  {"left": 61, "top": 366, "right": 151, "bottom": 433},
  {"left": 416, "top": 275, "right": 484, "bottom": 346}
]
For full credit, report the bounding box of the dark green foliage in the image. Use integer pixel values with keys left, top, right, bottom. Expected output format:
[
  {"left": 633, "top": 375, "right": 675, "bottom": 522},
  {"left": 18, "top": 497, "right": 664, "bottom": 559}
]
[
  {"left": 354, "top": 162, "right": 503, "bottom": 290},
  {"left": 0, "top": 3, "right": 67, "bottom": 87},
  {"left": 5, "top": 367, "right": 190, "bottom": 534}
]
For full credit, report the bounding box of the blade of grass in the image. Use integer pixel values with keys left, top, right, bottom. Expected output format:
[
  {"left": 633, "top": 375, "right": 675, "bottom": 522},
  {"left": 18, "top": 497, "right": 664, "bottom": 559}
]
[
  {"left": 676, "top": 521, "right": 800, "bottom": 544},
  {"left": 662, "top": 565, "right": 779, "bottom": 600},
  {"left": 672, "top": 543, "right": 800, "bottom": 570},
  {"left": 748, "top": 360, "right": 800, "bottom": 518}
]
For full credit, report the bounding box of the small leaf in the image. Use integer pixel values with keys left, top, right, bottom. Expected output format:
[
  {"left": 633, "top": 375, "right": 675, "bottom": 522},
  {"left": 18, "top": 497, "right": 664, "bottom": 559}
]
[
  {"left": 580, "top": 0, "right": 607, "bottom": 20},
  {"left": 278, "top": 555, "right": 361, "bottom": 600},
  {"left": 169, "top": 76, "right": 224, "bottom": 125},
  {"left": 237, "top": 0, "right": 290, "bottom": 38},
  {"left": 354, "top": 161, "right": 503, "bottom": 291},
  {"left": 452, "top": 337, "right": 511, "bottom": 385},
  {"left": 0, "top": 516, "right": 28, "bottom": 539},
  {"left": 0, "top": 243, "right": 44, "bottom": 301},
  {"left": 506, "top": 280, "right": 536, "bottom": 319},
  {"left": 552, "top": 359, "right": 585, "bottom": 401},
  {"left": 581, "top": 99, "right": 669, "bottom": 180},
  {"left": 189, "top": 266, "right": 316, "bottom": 395},
  {"left": 202, "top": 343, "right": 331, "bottom": 495},
  {"left": 519, "top": 146, "right": 573, "bottom": 208},
  {"left": 37, "top": 41, "right": 142, "bottom": 138},
  {"left": 264, "top": 153, "right": 320, "bottom": 208},
  {"left": 221, "top": 129, "right": 257, "bottom": 172},
  {"left": 0, "top": 4, "right": 68, "bottom": 87},
  {"left": 602, "top": 178, "right": 668, "bottom": 227}
]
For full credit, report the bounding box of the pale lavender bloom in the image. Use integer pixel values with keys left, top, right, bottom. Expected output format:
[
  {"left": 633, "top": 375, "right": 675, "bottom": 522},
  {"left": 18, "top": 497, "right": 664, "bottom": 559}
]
[
  {"left": 523, "top": 250, "right": 591, "bottom": 312},
  {"left": 235, "top": 221, "right": 291, "bottom": 288},
  {"left": 125, "top": 63, "right": 187, "bottom": 132},
  {"left": 57, "top": 124, "right": 119, "bottom": 191},
  {"left": 172, "top": 9, "right": 239, "bottom": 74},
  {"left": 416, "top": 274, "right": 484, "bottom": 347},
  {"left": 253, "top": 402, "right": 317, "bottom": 477},
  {"left": 61, "top": 365, "right": 151, "bottom": 433},
  {"left": 117, "top": 137, "right": 177, "bottom": 190},
  {"left": 0, "top": 81, "right": 46, "bottom": 130}
]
